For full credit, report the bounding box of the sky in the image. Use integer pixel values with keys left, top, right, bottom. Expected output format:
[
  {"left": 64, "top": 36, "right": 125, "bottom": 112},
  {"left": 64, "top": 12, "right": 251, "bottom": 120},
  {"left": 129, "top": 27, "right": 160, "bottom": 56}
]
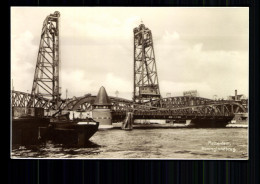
[{"left": 11, "top": 7, "right": 249, "bottom": 100}]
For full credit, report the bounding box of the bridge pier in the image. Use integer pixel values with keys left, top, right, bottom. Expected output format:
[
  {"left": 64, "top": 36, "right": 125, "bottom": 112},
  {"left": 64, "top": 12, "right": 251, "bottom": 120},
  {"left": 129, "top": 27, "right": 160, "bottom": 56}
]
[
  {"left": 185, "top": 120, "right": 192, "bottom": 126},
  {"left": 92, "top": 86, "right": 113, "bottom": 129},
  {"left": 122, "top": 112, "right": 133, "bottom": 130}
]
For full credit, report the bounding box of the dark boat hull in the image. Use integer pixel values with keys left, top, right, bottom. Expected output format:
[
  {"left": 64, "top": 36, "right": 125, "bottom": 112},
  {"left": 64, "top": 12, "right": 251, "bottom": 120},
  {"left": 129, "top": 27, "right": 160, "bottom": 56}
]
[
  {"left": 39, "top": 121, "right": 99, "bottom": 146},
  {"left": 188, "top": 117, "right": 233, "bottom": 128},
  {"left": 12, "top": 117, "right": 50, "bottom": 145}
]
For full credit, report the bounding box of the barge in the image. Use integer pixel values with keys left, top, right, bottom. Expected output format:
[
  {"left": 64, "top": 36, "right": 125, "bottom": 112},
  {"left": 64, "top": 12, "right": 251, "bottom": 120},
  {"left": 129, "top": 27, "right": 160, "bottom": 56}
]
[
  {"left": 12, "top": 107, "right": 99, "bottom": 146},
  {"left": 39, "top": 112, "right": 99, "bottom": 146}
]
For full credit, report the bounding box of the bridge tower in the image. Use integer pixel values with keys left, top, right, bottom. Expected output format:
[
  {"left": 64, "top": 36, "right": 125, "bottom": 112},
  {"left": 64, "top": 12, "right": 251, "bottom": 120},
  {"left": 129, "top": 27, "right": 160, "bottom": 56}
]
[
  {"left": 133, "top": 23, "right": 161, "bottom": 103},
  {"left": 92, "top": 86, "right": 113, "bottom": 129},
  {"left": 29, "top": 11, "right": 61, "bottom": 109}
]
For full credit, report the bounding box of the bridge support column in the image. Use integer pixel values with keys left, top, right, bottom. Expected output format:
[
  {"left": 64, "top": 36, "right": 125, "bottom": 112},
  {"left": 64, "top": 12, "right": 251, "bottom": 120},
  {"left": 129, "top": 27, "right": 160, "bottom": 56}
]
[
  {"left": 122, "top": 112, "right": 133, "bottom": 130},
  {"left": 185, "top": 120, "right": 192, "bottom": 126}
]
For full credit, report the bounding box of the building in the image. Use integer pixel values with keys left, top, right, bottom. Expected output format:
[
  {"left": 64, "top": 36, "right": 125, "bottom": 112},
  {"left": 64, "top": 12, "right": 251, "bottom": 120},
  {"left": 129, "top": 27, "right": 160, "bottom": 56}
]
[
  {"left": 227, "top": 90, "right": 247, "bottom": 101},
  {"left": 227, "top": 90, "right": 248, "bottom": 111},
  {"left": 183, "top": 90, "right": 198, "bottom": 97}
]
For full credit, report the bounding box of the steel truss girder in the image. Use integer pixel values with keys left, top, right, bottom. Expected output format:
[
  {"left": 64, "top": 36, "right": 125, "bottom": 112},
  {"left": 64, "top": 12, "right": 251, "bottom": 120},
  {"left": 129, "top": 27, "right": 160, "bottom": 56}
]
[
  {"left": 145, "top": 96, "right": 215, "bottom": 108},
  {"left": 12, "top": 90, "right": 247, "bottom": 120},
  {"left": 111, "top": 98, "right": 247, "bottom": 121},
  {"left": 12, "top": 90, "right": 54, "bottom": 109}
]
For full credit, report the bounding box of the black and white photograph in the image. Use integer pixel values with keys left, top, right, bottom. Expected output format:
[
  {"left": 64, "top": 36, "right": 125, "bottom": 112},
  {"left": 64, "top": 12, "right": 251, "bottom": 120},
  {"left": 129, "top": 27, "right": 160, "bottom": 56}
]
[{"left": 11, "top": 7, "right": 249, "bottom": 159}]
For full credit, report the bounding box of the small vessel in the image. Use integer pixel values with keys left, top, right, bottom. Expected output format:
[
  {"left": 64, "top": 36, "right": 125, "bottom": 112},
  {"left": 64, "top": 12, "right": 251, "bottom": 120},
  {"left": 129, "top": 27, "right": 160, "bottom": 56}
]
[{"left": 39, "top": 111, "right": 99, "bottom": 146}]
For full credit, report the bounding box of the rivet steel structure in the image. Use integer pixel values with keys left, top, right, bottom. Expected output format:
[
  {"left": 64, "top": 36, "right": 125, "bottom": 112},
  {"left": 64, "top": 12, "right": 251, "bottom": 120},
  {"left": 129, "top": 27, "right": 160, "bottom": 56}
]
[
  {"left": 29, "top": 11, "right": 61, "bottom": 109},
  {"left": 133, "top": 23, "right": 161, "bottom": 103}
]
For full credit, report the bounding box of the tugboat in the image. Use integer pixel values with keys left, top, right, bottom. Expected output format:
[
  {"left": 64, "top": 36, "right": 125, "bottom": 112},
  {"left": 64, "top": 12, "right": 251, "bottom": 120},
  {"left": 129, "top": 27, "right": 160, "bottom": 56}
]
[{"left": 39, "top": 110, "right": 99, "bottom": 146}]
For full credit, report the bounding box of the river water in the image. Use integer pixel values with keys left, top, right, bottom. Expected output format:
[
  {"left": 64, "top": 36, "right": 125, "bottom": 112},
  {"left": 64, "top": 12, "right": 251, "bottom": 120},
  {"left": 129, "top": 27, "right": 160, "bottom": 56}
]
[{"left": 11, "top": 127, "right": 248, "bottom": 159}]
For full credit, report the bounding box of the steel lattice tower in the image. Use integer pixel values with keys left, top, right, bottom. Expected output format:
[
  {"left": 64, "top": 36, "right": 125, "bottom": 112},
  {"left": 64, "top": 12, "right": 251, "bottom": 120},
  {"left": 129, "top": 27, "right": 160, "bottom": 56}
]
[
  {"left": 133, "top": 23, "right": 161, "bottom": 103},
  {"left": 29, "top": 11, "right": 61, "bottom": 109}
]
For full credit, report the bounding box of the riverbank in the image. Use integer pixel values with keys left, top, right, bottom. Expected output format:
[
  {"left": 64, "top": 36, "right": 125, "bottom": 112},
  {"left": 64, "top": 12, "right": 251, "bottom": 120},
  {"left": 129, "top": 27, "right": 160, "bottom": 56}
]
[{"left": 112, "top": 122, "right": 248, "bottom": 129}]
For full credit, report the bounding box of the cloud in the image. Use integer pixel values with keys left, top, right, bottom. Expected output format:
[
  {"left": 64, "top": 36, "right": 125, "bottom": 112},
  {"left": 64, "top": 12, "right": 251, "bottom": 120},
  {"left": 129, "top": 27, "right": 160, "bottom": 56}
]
[
  {"left": 160, "top": 80, "right": 212, "bottom": 97},
  {"left": 104, "top": 73, "right": 132, "bottom": 94},
  {"left": 11, "top": 31, "right": 38, "bottom": 91},
  {"left": 162, "top": 30, "right": 180, "bottom": 42},
  {"left": 60, "top": 70, "right": 94, "bottom": 98},
  {"left": 156, "top": 39, "right": 248, "bottom": 98},
  {"left": 61, "top": 13, "right": 139, "bottom": 46}
]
